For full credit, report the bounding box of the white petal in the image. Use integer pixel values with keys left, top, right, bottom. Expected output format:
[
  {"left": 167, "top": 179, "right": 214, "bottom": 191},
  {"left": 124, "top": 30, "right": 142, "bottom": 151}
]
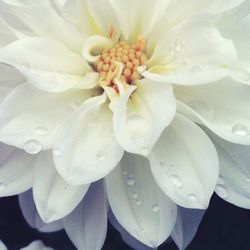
[
  {"left": 82, "top": 35, "right": 113, "bottom": 63},
  {"left": 58, "top": 0, "right": 96, "bottom": 36},
  {"left": 0, "top": 63, "right": 24, "bottom": 103},
  {"left": 19, "top": 190, "right": 63, "bottom": 233},
  {"left": 0, "top": 38, "right": 90, "bottom": 92},
  {"left": 0, "top": 83, "right": 92, "bottom": 150},
  {"left": 0, "top": 241, "right": 7, "bottom": 250},
  {"left": 113, "top": 79, "right": 176, "bottom": 156},
  {"left": 20, "top": 240, "right": 54, "bottom": 250},
  {"left": 54, "top": 95, "right": 123, "bottom": 185},
  {"left": 0, "top": 64, "right": 24, "bottom": 88},
  {"left": 146, "top": 17, "right": 237, "bottom": 85},
  {"left": 0, "top": 17, "right": 16, "bottom": 47},
  {"left": 107, "top": 0, "right": 171, "bottom": 41},
  {"left": 3, "top": 0, "right": 84, "bottom": 52},
  {"left": 150, "top": 115, "right": 219, "bottom": 209},
  {"left": 85, "top": 0, "right": 120, "bottom": 40},
  {"left": 109, "top": 211, "right": 154, "bottom": 250},
  {"left": 146, "top": 0, "right": 245, "bottom": 55},
  {"left": 33, "top": 151, "right": 89, "bottom": 223},
  {"left": 105, "top": 153, "right": 177, "bottom": 248},
  {"left": 63, "top": 182, "right": 107, "bottom": 250},
  {"left": 219, "top": 14, "right": 250, "bottom": 84},
  {"left": 176, "top": 78, "right": 250, "bottom": 145},
  {"left": 0, "top": 143, "right": 36, "bottom": 197},
  {"left": 171, "top": 207, "right": 205, "bottom": 250},
  {"left": 205, "top": 129, "right": 250, "bottom": 209}
]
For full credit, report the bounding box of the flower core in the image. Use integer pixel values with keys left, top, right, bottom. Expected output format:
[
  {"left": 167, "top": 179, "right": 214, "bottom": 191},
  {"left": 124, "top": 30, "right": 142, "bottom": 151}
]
[{"left": 95, "top": 36, "right": 147, "bottom": 91}]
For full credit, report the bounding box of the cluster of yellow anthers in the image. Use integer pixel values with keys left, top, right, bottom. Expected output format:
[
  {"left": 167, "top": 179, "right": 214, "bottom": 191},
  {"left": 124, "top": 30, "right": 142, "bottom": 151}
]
[{"left": 95, "top": 36, "right": 147, "bottom": 93}]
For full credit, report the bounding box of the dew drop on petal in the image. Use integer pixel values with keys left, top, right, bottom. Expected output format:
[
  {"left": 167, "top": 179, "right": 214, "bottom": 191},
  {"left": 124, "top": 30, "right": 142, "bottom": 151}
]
[
  {"left": 215, "top": 184, "right": 228, "bottom": 199},
  {"left": 245, "top": 177, "right": 250, "bottom": 182},
  {"left": 127, "top": 115, "right": 148, "bottom": 139},
  {"left": 96, "top": 151, "right": 105, "bottom": 160},
  {"left": 170, "top": 175, "right": 183, "bottom": 188},
  {"left": 140, "top": 147, "right": 150, "bottom": 155},
  {"left": 137, "top": 65, "right": 147, "bottom": 74},
  {"left": 218, "top": 175, "right": 226, "bottom": 185},
  {"left": 34, "top": 126, "right": 49, "bottom": 136},
  {"left": 132, "top": 192, "right": 138, "bottom": 199},
  {"left": 152, "top": 204, "right": 160, "bottom": 213},
  {"left": 159, "top": 162, "right": 166, "bottom": 168},
  {"left": 24, "top": 140, "right": 42, "bottom": 155},
  {"left": 126, "top": 176, "right": 136, "bottom": 186},
  {"left": 53, "top": 148, "right": 62, "bottom": 158},
  {"left": 232, "top": 124, "right": 249, "bottom": 136},
  {"left": 188, "top": 194, "right": 198, "bottom": 202},
  {"left": 70, "top": 101, "right": 79, "bottom": 111},
  {"left": 0, "top": 183, "right": 6, "bottom": 191},
  {"left": 123, "top": 171, "right": 128, "bottom": 176},
  {"left": 136, "top": 200, "right": 142, "bottom": 206},
  {"left": 191, "top": 66, "right": 202, "bottom": 73},
  {"left": 188, "top": 100, "right": 213, "bottom": 119}
]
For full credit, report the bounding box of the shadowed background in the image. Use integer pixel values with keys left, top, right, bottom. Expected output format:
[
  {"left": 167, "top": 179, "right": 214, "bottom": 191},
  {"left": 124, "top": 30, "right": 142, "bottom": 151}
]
[{"left": 0, "top": 194, "right": 250, "bottom": 250}]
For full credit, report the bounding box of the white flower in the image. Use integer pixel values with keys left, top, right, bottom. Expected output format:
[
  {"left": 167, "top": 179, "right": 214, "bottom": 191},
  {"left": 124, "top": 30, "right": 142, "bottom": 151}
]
[
  {"left": 0, "top": 0, "right": 249, "bottom": 249},
  {"left": 0, "top": 240, "right": 54, "bottom": 250}
]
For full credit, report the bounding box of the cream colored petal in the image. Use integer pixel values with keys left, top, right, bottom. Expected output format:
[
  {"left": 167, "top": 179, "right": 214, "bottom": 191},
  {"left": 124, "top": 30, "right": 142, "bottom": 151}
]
[
  {"left": 3, "top": 0, "right": 84, "bottom": 52},
  {"left": 113, "top": 79, "right": 176, "bottom": 156},
  {"left": 0, "top": 83, "right": 93, "bottom": 151},
  {"left": 150, "top": 115, "right": 219, "bottom": 209},
  {"left": 0, "top": 38, "right": 90, "bottom": 92},
  {"left": 54, "top": 95, "right": 123, "bottom": 185},
  {"left": 105, "top": 153, "right": 177, "bottom": 248},
  {"left": 176, "top": 78, "right": 250, "bottom": 145}
]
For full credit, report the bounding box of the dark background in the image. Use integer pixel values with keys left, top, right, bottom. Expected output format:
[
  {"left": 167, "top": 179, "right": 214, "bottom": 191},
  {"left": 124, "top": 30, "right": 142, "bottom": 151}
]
[{"left": 0, "top": 194, "right": 250, "bottom": 250}]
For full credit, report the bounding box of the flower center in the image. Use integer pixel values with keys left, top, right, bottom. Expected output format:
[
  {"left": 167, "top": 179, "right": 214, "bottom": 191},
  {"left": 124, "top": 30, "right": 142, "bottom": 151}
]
[{"left": 94, "top": 36, "right": 148, "bottom": 91}]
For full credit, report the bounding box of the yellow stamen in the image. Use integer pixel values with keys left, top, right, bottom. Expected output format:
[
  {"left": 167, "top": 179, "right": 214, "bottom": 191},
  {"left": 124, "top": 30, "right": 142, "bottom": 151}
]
[{"left": 95, "top": 36, "right": 148, "bottom": 92}]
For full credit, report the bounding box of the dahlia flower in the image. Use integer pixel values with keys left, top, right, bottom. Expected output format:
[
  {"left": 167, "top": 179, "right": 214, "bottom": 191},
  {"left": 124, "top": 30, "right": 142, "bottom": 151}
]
[{"left": 0, "top": 0, "right": 249, "bottom": 249}]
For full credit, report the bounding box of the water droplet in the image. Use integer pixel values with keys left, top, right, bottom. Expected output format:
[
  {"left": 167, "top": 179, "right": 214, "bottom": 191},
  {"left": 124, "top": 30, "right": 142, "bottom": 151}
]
[
  {"left": 137, "top": 65, "right": 147, "bottom": 74},
  {"left": 218, "top": 176, "right": 226, "bottom": 185},
  {"left": 70, "top": 101, "right": 79, "bottom": 110},
  {"left": 175, "top": 44, "right": 182, "bottom": 52},
  {"left": 37, "top": 117, "right": 43, "bottom": 123},
  {"left": 170, "top": 175, "right": 183, "bottom": 188},
  {"left": 136, "top": 200, "right": 142, "bottom": 206},
  {"left": 169, "top": 164, "right": 175, "bottom": 170},
  {"left": 152, "top": 204, "right": 160, "bottom": 213},
  {"left": 96, "top": 151, "right": 105, "bottom": 160},
  {"left": 34, "top": 126, "right": 49, "bottom": 136},
  {"left": 188, "top": 194, "right": 198, "bottom": 202},
  {"left": 140, "top": 147, "right": 150, "bottom": 155},
  {"left": 232, "top": 124, "right": 249, "bottom": 136},
  {"left": 123, "top": 171, "right": 128, "bottom": 176},
  {"left": 174, "top": 40, "right": 184, "bottom": 52},
  {"left": 126, "top": 176, "right": 135, "bottom": 186},
  {"left": 188, "top": 100, "right": 213, "bottom": 119},
  {"left": 53, "top": 148, "right": 62, "bottom": 157},
  {"left": 0, "top": 183, "right": 6, "bottom": 191},
  {"left": 24, "top": 140, "right": 42, "bottom": 155},
  {"left": 191, "top": 66, "right": 202, "bottom": 73},
  {"left": 160, "top": 162, "right": 166, "bottom": 168},
  {"left": 168, "top": 48, "right": 175, "bottom": 57},
  {"left": 132, "top": 192, "right": 138, "bottom": 199},
  {"left": 127, "top": 115, "right": 148, "bottom": 139},
  {"left": 215, "top": 184, "right": 228, "bottom": 199}
]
